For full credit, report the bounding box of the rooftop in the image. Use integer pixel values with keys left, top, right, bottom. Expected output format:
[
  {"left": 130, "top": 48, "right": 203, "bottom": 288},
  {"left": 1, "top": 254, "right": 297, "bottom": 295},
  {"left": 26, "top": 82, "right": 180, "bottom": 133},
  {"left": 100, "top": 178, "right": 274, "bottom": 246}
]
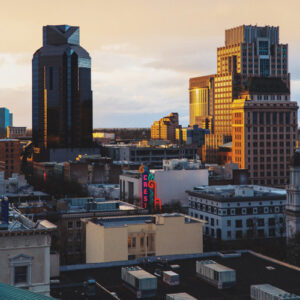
[
  {"left": 52, "top": 251, "right": 300, "bottom": 300},
  {"left": 0, "top": 282, "right": 56, "bottom": 300},
  {"left": 90, "top": 213, "right": 201, "bottom": 228},
  {"left": 0, "top": 207, "right": 56, "bottom": 233}
]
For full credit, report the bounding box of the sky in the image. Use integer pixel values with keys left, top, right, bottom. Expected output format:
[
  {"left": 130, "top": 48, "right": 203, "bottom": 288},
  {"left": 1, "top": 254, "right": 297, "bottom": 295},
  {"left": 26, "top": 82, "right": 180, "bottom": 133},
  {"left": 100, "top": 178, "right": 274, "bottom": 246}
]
[{"left": 1, "top": 0, "right": 300, "bottom": 128}]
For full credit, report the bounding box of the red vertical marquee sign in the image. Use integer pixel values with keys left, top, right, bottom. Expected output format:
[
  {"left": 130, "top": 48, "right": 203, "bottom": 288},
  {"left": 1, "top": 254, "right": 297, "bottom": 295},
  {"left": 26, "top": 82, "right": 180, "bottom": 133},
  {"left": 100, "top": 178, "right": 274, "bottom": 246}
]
[{"left": 139, "top": 164, "right": 161, "bottom": 211}]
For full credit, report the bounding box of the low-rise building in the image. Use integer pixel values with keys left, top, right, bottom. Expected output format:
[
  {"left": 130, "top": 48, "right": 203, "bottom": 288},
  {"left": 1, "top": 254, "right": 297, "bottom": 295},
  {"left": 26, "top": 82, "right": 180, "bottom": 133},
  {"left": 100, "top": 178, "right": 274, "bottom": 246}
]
[
  {"left": 84, "top": 213, "right": 204, "bottom": 263},
  {"left": 187, "top": 185, "right": 286, "bottom": 240},
  {"left": 7, "top": 126, "right": 27, "bottom": 138},
  {"left": 120, "top": 159, "right": 208, "bottom": 206},
  {"left": 0, "top": 202, "right": 56, "bottom": 296},
  {"left": 176, "top": 125, "right": 210, "bottom": 147},
  {"left": 55, "top": 198, "right": 146, "bottom": 265},
  {"left": 0, "top": 139, "right": 21, "bottom": 178},
  {"left": 102, "top": 144, "right": 198, "bottom": 169}
]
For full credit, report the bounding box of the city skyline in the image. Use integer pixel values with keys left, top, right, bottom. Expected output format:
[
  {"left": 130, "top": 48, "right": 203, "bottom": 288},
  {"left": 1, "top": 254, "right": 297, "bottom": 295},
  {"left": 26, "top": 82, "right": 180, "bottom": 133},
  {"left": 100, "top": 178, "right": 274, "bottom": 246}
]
[{"left": 1, "top": 0, "right": 300, "bottom": 128}]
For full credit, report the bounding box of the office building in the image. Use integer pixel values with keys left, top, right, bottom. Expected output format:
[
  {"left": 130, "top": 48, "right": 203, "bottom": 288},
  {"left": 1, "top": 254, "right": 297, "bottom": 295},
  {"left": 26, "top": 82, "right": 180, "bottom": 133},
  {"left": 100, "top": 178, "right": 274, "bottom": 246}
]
[
  {"left": 32, "top": 25, "right": 93, "bottom": 158},
  {"left": 190, "top": 25, "right": 297, "bottom": 176},
  {"left": 84, "top": 213, "right": 204, "bottom": 263},
  {"left": 232, "top": 77, "right": 298, "bottom": 186},
  {"left": 189, "top": 75, "right": 214, "bottom": 130},
  {"left": 151, "top": 113, "right": 179, "bottom": 142},
  {"left": 0, "top": 108, "right": 13, "bottom": 137},
  {"left": 0, "top": 204, "right": 56, "bottom": 296},
  {"left": 286, "top": 150, "right": 300, "bottom": 239},
  {"left": 0, "top": 139, "right": 21, "bottom": 179},
  {"left": 187, "top": 185, "right": 286, "bottom": 240}
]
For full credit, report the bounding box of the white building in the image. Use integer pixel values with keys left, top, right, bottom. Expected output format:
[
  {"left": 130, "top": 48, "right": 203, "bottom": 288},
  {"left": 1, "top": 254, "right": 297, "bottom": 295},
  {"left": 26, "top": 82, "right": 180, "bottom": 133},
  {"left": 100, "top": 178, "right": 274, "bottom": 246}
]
[
  {"left": 286, "top": 150, "right": 300, "bottom": 239},
  {"left": 120, "top": 159, "right": 208, "bottom": 206},
  {"left": 187, "top": 185, "right": 286, "bottom": 240},
  {"left": 0, "top": 202, "right": 56, "bottom": 296}
]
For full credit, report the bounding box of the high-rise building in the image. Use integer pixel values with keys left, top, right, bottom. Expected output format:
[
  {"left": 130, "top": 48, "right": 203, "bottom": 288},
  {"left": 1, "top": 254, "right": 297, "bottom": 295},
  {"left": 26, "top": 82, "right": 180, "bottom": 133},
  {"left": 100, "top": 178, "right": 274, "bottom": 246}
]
[
  {"left": 232, "top": 77, "right": 297, "bottom": 186},
  {"left": 0, "top": 108, "right": 13, "bottom": 137},
  {"left": 32, "top": 25, "right": 93, "bottom": 153},
  {"left": 189, "top": 75, "right": 214, "bottom": 131},
  {"left": 190, "top": 25, "right": 297, "bottom": 186},
  {"left": 150, "top": 113, "right": 179, "bottom": 142}
]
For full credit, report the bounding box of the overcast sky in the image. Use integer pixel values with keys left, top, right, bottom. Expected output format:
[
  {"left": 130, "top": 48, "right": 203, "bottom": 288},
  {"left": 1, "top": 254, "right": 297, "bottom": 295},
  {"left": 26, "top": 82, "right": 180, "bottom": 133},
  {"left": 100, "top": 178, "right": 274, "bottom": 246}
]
[{"left": 1, "top": 0, "right": 300, "bottom": 128}]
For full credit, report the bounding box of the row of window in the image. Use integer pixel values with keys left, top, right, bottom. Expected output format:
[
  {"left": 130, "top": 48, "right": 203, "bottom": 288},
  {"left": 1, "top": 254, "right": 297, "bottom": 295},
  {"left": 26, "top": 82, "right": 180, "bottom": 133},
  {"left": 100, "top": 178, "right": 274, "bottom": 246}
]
[
  {"left": 189, "top": 202, "right": 284, "bottom": 215},
  {"left": 67, "top": 220, "right": 81, "bottom": 229}
]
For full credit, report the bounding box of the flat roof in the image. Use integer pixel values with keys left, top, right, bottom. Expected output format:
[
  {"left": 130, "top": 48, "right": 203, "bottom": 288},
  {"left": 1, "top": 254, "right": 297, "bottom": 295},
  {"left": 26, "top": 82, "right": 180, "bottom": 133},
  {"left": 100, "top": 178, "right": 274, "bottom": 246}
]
[
  {"left": 52, "top": 252, "right": 300, "bottom": 300},
  {"left": 187, "top": 185, "right": 286, "bottom": 202},
  {"left": 93, "top": 216, "right": 155, "bottom": 228}
]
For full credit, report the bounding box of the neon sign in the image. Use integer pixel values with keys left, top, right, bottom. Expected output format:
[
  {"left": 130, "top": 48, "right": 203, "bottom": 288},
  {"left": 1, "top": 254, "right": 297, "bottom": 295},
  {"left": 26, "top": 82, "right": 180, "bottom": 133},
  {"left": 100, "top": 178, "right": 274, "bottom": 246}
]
[{"left": 139, "top": 164, "right": 161, "bottom": 211}]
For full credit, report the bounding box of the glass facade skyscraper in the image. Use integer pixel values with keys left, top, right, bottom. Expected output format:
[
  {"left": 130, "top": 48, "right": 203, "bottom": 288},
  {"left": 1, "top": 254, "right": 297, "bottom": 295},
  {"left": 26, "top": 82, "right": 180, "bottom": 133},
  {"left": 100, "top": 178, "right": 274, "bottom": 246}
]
[
  {"left": 0, "top": 107, "right": 13, "bottom": 137},
  {"left": 32, "top": 25, "right": 93, "bottom": 151}
]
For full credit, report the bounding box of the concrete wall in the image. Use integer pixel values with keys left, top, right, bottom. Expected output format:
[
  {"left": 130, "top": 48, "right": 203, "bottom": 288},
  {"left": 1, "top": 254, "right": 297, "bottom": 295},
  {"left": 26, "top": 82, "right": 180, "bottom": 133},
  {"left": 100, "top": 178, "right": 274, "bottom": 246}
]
[
  {"left": 155, "top": 215, "right": 203, "bottom": 256},
  {"left": 0, "top": 234, "right": 51, "bottom": 295},
  {"left": 85, "top": 215, "right": 204, "bottom": 263},
  {"left": 153, "top": 169, "right": 208, "bottom": 205}
]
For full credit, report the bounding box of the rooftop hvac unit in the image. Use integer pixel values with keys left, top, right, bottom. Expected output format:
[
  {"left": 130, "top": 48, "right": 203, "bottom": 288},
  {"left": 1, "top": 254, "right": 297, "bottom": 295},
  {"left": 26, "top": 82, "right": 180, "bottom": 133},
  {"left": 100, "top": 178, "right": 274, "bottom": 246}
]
[
  {"left": 196, "top": 260, "right": 236, "bottom": 289},
  {"left": 163, "top": 271, "right": 180, "bottom": 286},
  {"left": 121, "top": 266, "right": 157, "bottom": 299},
  {"left": 250, "top": 284, "right": 300, "bottom": 300},
  {"left": 166, "top": 292, "right": 197, "bottom": 300}
]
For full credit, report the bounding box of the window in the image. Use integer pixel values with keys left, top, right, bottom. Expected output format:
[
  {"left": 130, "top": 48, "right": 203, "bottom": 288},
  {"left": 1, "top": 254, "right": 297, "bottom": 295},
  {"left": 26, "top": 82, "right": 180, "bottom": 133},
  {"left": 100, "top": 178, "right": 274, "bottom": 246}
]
[
  {"left": 268, "top": 218, "right": 275, "bottom": 226},
  {"left": 227, "top": 220, "right": 231, "bottom": 227},
  {"left": 236, "top": 230, "right": 243, "bottom": 239},
  {"left": 258, "top": 219, "right": 264, "bottom": 226},
  {"left": 14, "top": 266, "right": 27, "bottom": 284},
  {"left": 9, "top": 254, "right": 32, "bottom": 287},
  {"left": 76, "top": 221, "right": 81, "bottom": 228},
  {"left": 235, "top": 220, "right": 243, "bottom": 228},
  {"left": 140, "top": 237, "right": 144, "bottom": 247},
  {"left": 68, "top": 221, "right": 73, "bottom": 229}
]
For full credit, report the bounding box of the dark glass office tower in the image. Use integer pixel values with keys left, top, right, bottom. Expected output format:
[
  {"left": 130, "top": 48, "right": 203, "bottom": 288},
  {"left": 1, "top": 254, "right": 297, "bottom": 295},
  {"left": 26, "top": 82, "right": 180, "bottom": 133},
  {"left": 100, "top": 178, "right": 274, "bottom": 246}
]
[{"left": 32, "top": 25, "right": 93, "bottom": 151}]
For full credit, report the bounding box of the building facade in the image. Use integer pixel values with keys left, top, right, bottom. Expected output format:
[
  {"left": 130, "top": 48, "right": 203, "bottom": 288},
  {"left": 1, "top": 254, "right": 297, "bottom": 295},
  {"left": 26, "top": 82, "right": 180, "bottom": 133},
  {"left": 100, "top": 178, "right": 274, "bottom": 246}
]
[
  {"left": 84, "top": 213, "right": 204, "bottom": 263},
  {"left": 176, "top": 125, "right": 210, "bottom": 147},
  {"left": 0, "top": 205, "right": 56, "bottom": 296},
  {"left": 32, "top": 25, "right": 93, "bottom": 154},
  {"left": 0, "top": 139, "right": 21, "bottom": 179},
  {"left": 189, "top": 75, "right": 215, "bottom": 130},
  {"left": 286, "top": 151, "right": 300, "bottom": 239},
  {"left": 54, "top": 198, "right": 145, "bottom": 265},
  {"left": 7, "top": 127, "right": 27, "bottom": 138},
  {"left": 187, "top": 185, "right": 286, "bottom": 240},
  {"left": 151, "top": 113, "right": 179, "bottom": 142},
  {"left": 190, "top": 25, "right": 293, "bottom": 170},
  {"left": 103, "top": 144, "right": 198, "bottom": 169},
  {"left": 232, "top": 77, "right": 298, "bottom": 186},
  {"left": 120, "top": 159, "right": 208, "bottom": 206},
  {"left": 0, "top": 108, "right": 13, "bottom": 137}
]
